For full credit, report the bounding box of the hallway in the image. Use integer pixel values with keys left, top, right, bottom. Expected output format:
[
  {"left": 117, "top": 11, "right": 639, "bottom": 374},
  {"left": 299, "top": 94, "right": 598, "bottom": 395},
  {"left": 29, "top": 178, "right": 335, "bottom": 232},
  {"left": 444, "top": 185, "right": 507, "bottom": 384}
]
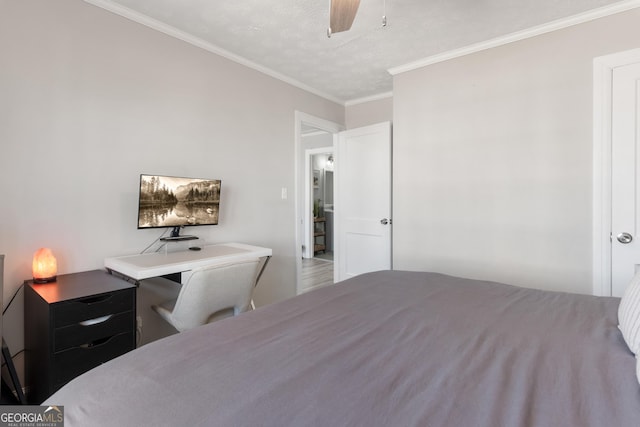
[{"left": 301, "top": 257, "right": 334, "bottom": 291}]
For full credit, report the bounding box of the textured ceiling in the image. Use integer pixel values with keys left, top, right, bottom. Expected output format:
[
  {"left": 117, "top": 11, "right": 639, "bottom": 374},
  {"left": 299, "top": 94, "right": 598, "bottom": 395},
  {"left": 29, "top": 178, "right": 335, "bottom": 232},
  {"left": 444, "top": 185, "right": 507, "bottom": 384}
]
[{"left": 91, "top": 0, "right": 629, "bottom": 103}]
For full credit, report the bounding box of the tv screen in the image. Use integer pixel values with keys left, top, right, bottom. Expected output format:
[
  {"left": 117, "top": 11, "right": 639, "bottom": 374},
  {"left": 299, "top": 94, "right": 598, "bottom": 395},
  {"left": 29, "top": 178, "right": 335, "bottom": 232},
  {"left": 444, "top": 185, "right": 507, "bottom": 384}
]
[{"left": 137, "top": 174, "right": 221, "bottom": 230}]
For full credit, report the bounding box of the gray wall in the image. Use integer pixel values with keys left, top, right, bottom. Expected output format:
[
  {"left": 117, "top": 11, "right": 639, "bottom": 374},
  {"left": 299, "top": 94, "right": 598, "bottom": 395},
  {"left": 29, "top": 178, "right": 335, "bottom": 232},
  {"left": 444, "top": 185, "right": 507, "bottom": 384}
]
[
  {"left": 0, "top": 0, "right": 344, "bottom": 382},
  {"left": 346, "top": 96, "right": 393, "bottom": 129},
  {"left": 393, "top": 8, "right": 640, "bottom": 295}
]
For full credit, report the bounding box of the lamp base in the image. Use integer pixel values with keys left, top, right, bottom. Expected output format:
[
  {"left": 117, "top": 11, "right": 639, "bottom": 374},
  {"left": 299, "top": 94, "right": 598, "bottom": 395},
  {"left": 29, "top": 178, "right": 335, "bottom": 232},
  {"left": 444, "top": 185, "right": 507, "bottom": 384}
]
[{"left": 33, "top": 276, "right": 56, "bottom": 284}]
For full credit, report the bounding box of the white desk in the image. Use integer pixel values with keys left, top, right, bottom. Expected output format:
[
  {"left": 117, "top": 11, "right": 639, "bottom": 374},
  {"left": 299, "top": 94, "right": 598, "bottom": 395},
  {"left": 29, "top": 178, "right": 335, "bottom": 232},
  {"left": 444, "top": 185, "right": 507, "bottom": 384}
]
[{"left": 104, "top": 242, "right": 272, "bottom": 282}]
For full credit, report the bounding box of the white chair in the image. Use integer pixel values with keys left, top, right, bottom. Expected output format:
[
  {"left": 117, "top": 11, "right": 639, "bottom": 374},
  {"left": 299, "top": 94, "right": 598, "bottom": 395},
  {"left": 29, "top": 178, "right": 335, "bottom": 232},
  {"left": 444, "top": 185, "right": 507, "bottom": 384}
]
[{"left": 152, "top": 259, "right": 260, "bottom": 332}]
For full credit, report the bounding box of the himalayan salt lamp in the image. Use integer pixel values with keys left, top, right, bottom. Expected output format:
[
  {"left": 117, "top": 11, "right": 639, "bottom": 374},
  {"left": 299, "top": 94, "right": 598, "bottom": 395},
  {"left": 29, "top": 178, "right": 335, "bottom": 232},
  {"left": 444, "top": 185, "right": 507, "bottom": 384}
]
[{"left": 32, "top": 248, "right": 57, "bottom": 283}]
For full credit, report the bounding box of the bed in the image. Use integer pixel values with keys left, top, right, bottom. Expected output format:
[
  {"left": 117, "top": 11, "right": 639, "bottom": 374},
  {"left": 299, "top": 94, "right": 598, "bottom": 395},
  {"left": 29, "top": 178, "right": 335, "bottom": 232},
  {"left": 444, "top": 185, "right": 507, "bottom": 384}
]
[{"left": 45, "top": 270, "right": 640, "bottom": 426}]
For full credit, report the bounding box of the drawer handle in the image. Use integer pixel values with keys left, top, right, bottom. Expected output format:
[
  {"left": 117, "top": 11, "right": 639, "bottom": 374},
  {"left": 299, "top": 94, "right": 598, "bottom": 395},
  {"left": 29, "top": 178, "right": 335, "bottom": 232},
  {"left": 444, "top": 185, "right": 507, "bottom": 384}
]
[
  {"left": 79, "top": 335, "right": 115, "bottom": 349},
  {"left": 78, "top": 294, "right": 113, "bottom": 305},
  {"left": 79, "top": 315, "right": 113, "bottom": 326}
]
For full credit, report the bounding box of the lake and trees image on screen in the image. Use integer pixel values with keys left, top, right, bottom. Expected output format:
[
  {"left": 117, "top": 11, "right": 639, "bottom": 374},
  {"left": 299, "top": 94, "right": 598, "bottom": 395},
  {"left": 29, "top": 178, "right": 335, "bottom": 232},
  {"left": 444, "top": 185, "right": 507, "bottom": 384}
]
[{"left": 138, "top": 175, "right": 221, "bottom": 228}]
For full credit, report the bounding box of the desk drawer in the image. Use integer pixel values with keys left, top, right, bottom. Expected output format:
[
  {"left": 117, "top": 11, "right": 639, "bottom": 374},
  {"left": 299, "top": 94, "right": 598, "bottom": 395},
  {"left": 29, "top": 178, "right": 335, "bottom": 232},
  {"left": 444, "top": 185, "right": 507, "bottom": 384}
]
[
  {"left": 53, "top": 289, "right": 134, "bottom": 328},
  {"left": 53, "top": 331, "right": 134, "bottom": 386},
  {"left": 54, "top": 311, "right": 134, "bottom": 352}
]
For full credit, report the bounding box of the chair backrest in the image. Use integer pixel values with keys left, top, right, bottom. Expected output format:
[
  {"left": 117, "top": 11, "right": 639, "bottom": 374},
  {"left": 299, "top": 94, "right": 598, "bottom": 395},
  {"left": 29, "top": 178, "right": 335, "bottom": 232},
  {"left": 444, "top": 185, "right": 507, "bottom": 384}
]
[{"left": 169, "top": 259, "right": 260, "bottom": 331}]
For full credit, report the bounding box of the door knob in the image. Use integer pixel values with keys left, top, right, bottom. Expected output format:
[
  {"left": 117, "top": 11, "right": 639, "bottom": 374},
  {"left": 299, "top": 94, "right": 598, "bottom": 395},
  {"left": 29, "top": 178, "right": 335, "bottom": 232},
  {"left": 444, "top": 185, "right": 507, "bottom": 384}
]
[
  {"left": 380, "top": 218, "right": 391, "bottom": 225},
  {"left": 617, "top": 232, "right": 633, "bottom": 244}
]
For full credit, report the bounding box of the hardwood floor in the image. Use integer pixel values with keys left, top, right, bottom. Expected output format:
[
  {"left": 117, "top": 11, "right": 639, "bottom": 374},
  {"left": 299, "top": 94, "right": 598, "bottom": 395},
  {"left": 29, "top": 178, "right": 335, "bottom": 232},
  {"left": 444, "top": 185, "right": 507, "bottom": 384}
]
[{"left": 301, "top": 257, "right": 334, "bottom": 290}]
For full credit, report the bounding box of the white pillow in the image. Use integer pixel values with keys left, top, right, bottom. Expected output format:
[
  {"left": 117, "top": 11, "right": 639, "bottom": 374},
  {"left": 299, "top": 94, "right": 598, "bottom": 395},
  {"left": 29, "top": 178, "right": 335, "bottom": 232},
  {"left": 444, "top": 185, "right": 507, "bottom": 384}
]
[{"left": 618, "top": 272, "right": 640, "bottom": 355}]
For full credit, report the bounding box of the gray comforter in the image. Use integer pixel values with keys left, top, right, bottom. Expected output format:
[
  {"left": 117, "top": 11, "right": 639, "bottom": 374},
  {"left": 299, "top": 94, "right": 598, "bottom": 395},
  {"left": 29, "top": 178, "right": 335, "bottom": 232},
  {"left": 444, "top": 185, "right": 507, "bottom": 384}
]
[{"left": 46, "top": 271, "right": 640, "bottom": 426}]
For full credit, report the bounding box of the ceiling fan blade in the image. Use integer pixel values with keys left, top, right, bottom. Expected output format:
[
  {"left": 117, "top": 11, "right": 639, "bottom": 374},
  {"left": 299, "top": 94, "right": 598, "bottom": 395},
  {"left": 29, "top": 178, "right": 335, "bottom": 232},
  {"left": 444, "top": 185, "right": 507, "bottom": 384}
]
[{"left": 329, "top": 0, "right": 361, "bottom": 34}]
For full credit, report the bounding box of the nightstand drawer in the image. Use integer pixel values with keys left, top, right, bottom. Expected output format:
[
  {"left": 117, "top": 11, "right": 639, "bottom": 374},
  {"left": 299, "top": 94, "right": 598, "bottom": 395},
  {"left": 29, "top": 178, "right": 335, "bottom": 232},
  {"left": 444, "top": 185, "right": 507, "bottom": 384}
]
[
  {"left": 53, "top": 331, "right": 134, "bottom": 387},
  {"left": 54, "top": 310, "right": 134, "bottom": 352},
  {"left": 53, "top": 288, "right": 134, "bottom": 328}
]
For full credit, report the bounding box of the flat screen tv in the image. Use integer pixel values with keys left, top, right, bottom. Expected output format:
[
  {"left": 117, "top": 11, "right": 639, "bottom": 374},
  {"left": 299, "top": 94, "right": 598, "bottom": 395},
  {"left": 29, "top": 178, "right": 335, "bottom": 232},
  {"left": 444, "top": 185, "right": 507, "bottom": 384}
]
[{"left": 137, "top": 174, "right": 221, "bottom": 238}]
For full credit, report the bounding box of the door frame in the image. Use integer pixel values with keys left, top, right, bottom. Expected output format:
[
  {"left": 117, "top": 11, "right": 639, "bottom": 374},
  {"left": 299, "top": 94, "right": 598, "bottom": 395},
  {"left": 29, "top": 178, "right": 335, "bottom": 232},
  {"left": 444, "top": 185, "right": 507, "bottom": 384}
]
[
  {"left": 294, "top": 111, "right": 343, "bottom": 295},
  {"left": 593, "top": 48, "right": 640, "bottom": 296}
]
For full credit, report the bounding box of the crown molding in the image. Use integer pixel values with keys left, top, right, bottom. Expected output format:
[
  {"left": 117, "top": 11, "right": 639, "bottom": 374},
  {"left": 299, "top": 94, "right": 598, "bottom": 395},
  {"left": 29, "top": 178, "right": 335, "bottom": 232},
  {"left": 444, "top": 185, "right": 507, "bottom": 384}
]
[
  {"left": 83, "top": 0, "right": 345, "bottom": 105},
  {"left": 345, "top": 91, "right": 393, "bottom": 107},
  {"left": 389, "top": 0, "right": 640, "bottom": 75}
]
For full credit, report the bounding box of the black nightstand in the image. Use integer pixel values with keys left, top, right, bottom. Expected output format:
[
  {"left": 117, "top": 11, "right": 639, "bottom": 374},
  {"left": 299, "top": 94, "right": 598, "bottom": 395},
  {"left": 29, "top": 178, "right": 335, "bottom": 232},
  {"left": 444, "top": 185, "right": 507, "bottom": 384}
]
[{"left": 24, "top": 270, "right": 136, "bottom": 404}]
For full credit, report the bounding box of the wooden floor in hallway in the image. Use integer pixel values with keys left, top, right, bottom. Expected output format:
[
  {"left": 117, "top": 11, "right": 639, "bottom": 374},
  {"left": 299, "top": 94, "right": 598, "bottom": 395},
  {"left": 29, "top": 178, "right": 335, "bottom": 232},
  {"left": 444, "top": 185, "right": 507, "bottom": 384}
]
[{"left": 301, "top": 257, "right": 334, "bottom": 290}]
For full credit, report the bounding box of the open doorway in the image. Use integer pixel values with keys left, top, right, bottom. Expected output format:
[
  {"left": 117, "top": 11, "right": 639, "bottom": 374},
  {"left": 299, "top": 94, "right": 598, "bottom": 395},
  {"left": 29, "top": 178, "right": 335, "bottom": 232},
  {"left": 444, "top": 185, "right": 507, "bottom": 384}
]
[
  {"left": 301, "top": 149, "right": 334, "bottom": 292},
  {"left": 312, "top": 153, "right": 334, "bottom": 261},
  {"left": 304, "top": 148, "right": 334, "bottom": 260},
  {"left": 294, "top": 112, "right": 343, "bottom": 295}
]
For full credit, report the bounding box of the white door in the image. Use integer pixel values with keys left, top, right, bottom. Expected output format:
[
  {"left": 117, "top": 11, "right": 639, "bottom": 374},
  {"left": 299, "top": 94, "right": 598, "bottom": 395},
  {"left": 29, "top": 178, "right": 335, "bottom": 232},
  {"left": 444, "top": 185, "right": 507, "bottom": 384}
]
[
  {"left": 611, "top": 62, "right": 640, "bottom": 296},
  {"left": 335, "top": 122, "right": 392, "bottom": 282}
]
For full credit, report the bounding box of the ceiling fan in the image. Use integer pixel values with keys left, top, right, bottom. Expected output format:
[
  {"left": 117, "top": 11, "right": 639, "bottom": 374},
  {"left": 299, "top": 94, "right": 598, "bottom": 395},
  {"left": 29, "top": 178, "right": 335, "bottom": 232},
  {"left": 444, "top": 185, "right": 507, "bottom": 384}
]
[
  {"left": 327, "top": 0, "right": 387, "bottom": 38},
  {"left": 327, "top": 0, "right": 361, "bottom": 38}
]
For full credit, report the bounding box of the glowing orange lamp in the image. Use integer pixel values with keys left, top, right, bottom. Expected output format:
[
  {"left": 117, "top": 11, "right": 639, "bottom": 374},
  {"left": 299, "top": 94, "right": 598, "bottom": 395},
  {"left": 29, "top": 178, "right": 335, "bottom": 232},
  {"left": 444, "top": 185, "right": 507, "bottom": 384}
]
[{"left": 32, "top": 248, "right": 57, "bottom": 283}]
